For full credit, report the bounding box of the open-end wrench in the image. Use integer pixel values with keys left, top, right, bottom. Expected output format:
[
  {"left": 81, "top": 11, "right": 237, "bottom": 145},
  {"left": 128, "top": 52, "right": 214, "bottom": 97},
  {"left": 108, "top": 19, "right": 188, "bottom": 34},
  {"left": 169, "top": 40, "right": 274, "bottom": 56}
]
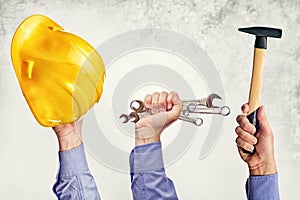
[{"left": 182, "top": 93, "right": 230, "bottom": 116}]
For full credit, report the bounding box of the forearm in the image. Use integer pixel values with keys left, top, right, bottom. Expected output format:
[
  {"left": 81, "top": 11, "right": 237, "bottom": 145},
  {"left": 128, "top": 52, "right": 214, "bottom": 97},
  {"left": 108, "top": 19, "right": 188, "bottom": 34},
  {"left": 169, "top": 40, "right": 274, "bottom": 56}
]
[
  {"left": 130, "top": 142, "right": 178, "bottom": 200},
  {"left": 53, "top": 144, "right": 101, "bottom": 200}
]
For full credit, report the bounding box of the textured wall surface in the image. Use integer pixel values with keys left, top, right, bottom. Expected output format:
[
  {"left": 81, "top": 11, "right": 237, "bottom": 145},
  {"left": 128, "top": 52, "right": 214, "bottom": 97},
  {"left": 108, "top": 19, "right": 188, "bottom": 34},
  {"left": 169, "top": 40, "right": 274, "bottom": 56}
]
[{"left": 0, "top": 0, "right": 300, "bottom": 199}]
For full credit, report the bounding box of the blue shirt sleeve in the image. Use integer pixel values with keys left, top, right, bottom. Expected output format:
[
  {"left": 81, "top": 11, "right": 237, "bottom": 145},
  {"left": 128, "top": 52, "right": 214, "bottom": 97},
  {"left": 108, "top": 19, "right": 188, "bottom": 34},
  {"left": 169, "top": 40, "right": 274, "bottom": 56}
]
[
  {"left": 129, "top": 142, "right": 178, "bottom": 200},
  {"left": 53, "top": 144, "right": 101, "bottom": 200},
  {"left": 246, "top": 173, "right": 280, "bottom": 200}
]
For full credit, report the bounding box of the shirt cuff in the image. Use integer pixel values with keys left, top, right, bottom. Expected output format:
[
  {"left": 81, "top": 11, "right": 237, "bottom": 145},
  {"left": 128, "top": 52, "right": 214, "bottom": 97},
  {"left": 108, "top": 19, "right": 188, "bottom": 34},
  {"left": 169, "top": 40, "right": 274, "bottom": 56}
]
[
  {"left": 129, "top": 142, "right": 164, "bottom": 173},
  {"left": 58, "top": 144, "right": 90, "bottom": 178},
  {"left": 246, "top": 173, "right": 279, "bottom": 200}
]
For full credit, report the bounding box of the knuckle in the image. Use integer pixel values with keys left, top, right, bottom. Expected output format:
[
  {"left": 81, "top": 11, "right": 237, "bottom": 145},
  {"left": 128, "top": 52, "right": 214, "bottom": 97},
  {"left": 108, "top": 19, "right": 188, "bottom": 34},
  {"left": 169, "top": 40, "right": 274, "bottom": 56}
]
[
  {"left": 240, "top": 119, "right": 249, "bottom": 129},
  {"left": 159, "top": 94, "right": 167, "bottom": 100},
  {"left": 235, "top": 137, "right": 240, "bottom": 144},
  {"left": 169, "top": 91, "right": 177, "bottom": 97},
  {"left": 236, "top": 115, "right": 242, "bottom": 123},
  {"left": 241, "top": 103, "right": 247, "bottom": 110},
  {"left": 241, "top": 104, "right": 245, "bottom": 111},
  {"left": 152, "top": 92, "right": 160, "bottom": 96},
  {"left": 235, "top": 126, "right": 240, "bottom": 134},
  {"left": 145, "top": 94, "right": 151, "bottom": 100},
  {"left": 161, "top": 91, "right": 168, "bottom": 96}
]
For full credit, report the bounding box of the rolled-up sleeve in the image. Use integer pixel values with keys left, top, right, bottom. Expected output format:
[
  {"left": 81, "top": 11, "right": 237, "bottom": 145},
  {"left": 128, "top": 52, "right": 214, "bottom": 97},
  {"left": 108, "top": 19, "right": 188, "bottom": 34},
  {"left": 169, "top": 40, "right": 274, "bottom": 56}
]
[
  {"left": 130, "top": 142, "right": 178, "bottom": 200},
  {"left": 53, "top": 144, "right": 101, "bottom": 200},
  {"left": 246, "top": 173, "right": 280, "bottom": 200}
]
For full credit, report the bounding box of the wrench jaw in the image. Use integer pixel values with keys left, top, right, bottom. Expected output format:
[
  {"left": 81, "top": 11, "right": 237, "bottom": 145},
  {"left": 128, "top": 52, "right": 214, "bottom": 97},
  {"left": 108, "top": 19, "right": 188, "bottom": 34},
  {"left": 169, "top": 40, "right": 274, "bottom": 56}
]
[
  {"left": 129, "top": 112, "right": 140, "bottom": 123},
  {"left": 207, "top": 93, "right": 222, "bottom": 108},
  {"left": 119, "top": 114, "right": 130, "bottom": 123},
  {"left": 119, "top": 112, "right": 140, "bottom": 123}
]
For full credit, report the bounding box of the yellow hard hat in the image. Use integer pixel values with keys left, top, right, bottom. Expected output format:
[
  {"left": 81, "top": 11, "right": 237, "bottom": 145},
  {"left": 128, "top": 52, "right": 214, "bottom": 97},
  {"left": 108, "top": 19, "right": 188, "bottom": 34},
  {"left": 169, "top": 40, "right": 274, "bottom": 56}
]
[{"left": 11, "top": 14, "right": 105, "bottom": 127}]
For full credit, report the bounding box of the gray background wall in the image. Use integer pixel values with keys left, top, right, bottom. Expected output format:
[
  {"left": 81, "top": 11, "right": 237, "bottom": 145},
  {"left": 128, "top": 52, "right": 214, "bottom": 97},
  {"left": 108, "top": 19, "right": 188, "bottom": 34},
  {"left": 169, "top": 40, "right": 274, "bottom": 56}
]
[{"left": 0, "top": 0, "right": 299, "bottom": 199}]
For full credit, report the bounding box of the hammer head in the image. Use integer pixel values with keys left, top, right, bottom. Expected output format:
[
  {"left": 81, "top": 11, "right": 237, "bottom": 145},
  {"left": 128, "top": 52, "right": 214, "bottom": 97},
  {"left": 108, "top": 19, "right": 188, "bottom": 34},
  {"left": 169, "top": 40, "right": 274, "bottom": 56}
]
[{"left": 238, "top": 26, "right": 282, "bottom": 49}]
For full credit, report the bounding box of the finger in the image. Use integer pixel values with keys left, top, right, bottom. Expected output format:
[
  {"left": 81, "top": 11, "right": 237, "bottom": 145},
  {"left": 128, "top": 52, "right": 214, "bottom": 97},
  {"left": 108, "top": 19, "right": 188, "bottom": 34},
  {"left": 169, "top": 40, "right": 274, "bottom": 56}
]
[
  {"left": 241, "top": 103, "right": 249, "bottom": 114},
  {"left": 166, "top": 91, "right": 180, "bottom": 110},
  {"left": 236, "top": 115, "right": 256, "bottom": 134},
  {"left": 166, "top": 92, "right": 182, "bottom": 124},
  {"left": 144, "top": 94, "right": 152, "bottom": 110},
  {"left": 235, "top": 137, "right": 255, "bottom": 152},
  {"left": 158, "top": 91, "right": 168, "bottom": 112},
  {"left": 171, "top": 92, "right": 180, "bottom": 106},
  {"left": 166, "top": 92, "right": 175, "bottom": 110},
  {"left": 235, "top": 126, "right": 257, "bottom": 145},
  {"left": 151, "top": 92, "right": 160, "bottom": 114}
]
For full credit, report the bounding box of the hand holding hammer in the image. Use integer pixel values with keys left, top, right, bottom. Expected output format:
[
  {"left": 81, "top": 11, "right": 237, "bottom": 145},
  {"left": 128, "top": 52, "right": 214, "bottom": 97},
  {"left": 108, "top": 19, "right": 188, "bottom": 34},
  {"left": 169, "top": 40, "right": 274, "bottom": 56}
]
[{"left": 238, "top": 26, "right": 282, "bottom": 154}]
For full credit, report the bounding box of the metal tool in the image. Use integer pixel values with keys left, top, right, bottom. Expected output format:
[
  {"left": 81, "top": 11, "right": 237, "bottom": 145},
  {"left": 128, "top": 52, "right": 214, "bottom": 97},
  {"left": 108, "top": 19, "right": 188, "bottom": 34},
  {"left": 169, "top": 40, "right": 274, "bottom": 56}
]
[
  {"left": 238, "top": 26, "right": 282, "bottom": 154},
  {"left": 182, "top": 93, "right": 230, "bottom": 116},
  {"left": 120, "top": 100, "right": 204, "bottom": 126},
  {"left": 120, "top": 93, "right": 230, "bottom": 126}
]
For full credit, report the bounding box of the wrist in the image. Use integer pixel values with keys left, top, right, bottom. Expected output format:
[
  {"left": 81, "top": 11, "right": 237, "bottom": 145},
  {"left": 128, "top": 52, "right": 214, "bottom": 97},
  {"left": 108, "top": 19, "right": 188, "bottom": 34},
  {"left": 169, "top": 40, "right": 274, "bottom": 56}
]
[
  {"left": 57, "top": 132, "right": 82, "bottom": 152},
  {"left": 135, "top": 134, "right": 160, "bottom": 146},
  {"left": 249, "top": 160, "right": 277, "bottom": 176}
]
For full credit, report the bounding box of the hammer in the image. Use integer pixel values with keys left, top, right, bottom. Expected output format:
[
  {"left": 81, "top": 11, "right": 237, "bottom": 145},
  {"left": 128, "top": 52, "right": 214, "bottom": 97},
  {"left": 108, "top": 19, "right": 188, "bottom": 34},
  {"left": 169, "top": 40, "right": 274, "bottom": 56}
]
[{"left": 238, "top": 26, "right": 282, "bottom": 154}]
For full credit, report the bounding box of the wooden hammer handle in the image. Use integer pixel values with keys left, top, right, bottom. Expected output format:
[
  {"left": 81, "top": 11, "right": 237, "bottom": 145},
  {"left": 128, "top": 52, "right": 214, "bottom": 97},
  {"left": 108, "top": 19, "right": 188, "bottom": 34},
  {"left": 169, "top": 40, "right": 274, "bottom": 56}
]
[
  {"left": 248, "top": 48, "right": 265, "bottom": 115},
  {"left": 243, "top": 48, "right": 265, "bottom": 154}
]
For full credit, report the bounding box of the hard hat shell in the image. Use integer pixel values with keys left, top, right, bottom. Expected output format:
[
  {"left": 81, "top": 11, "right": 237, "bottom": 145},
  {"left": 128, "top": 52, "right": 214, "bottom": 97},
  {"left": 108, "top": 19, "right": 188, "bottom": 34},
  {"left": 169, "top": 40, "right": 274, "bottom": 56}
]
[{"left": 11, "top": 14, "right": 105, "bottom": 127}]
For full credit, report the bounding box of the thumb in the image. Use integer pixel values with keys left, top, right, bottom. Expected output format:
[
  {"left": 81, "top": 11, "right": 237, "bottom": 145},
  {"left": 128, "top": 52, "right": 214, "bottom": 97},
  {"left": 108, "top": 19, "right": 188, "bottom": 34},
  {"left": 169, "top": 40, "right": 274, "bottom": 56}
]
[{"left": 257, "top": 106, "right": 272, "bottom": 135}]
